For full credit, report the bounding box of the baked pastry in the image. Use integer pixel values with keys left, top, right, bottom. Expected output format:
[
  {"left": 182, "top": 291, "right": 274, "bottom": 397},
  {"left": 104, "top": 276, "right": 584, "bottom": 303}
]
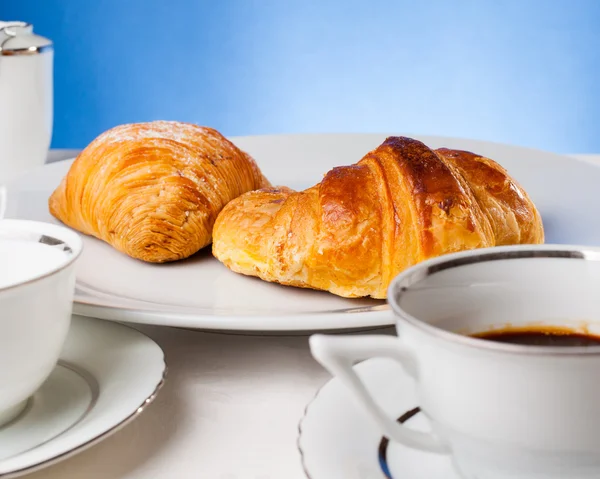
[
  {"left": 212, "top": 136, "right": 544, "bottom": 299},
  {"left": 49, "top": 121, "right": 270, "bottom": 263}
]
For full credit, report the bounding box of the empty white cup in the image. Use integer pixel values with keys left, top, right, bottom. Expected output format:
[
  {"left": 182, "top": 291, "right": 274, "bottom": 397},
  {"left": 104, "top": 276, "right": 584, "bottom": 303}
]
[{"left": 0, "top": 219, "right": 82, "bottom": 426}]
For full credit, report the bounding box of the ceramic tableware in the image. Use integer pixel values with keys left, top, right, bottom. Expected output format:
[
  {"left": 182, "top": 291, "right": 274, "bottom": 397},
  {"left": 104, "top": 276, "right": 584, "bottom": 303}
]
[
  {"left": 0, "top": 21, "right": 53, "bottom": 184},
  {"left": 311, "top": 245, "right": 600, "bottom": 479},
  {"left": 0, "top": 315, "right": 166, "bottom": 478},
  {"left": 0, "top": 219, "right": 82, "bottom": 427},
  {"left": 298, "top": 357, "right": 457, "bottom": 479}
]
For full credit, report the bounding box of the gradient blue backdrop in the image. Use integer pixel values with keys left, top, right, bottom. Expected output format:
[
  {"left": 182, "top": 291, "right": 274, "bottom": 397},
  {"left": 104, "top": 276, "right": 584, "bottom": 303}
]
[{"left": 3, "top": 0, "right": 600, "bottom": 152}]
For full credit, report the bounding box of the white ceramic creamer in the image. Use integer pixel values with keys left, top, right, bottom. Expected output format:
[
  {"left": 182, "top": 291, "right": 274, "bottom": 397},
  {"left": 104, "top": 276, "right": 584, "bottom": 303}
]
[{"left": 0, "top": 21, "right": 53, "bottom": 184}]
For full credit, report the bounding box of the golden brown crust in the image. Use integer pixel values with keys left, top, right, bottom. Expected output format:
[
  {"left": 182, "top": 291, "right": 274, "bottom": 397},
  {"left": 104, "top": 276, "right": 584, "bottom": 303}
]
[
  {"left": 212, "top": 136, "right": 544, "bottom": 299},
  {"left": 49, "top": 121, "right": 270, "bottom": 263},
  {"left": 435, "top": 148, "right": 544, "bottom": 245}
]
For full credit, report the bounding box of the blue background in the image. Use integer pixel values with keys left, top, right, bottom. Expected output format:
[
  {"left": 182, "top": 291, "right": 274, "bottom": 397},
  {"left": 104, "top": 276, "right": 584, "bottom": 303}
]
[{"left": 3, "top": 0, "right": 600, "bottom": 152}]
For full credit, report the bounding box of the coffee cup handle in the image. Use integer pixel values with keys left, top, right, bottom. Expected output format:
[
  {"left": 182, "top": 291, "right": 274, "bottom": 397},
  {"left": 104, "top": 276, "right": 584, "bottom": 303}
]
[{"left": 310, "top": 334, "right": 449, "bottom": 454}]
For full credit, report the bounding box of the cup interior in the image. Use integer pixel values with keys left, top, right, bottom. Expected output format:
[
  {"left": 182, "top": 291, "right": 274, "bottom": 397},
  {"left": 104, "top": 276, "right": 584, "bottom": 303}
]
[
  {"left": 389, "top": 246, "right": 600, "bottom": 342},
  {"left": 0, "top": 219, "right": 82, "bottom": 290}
]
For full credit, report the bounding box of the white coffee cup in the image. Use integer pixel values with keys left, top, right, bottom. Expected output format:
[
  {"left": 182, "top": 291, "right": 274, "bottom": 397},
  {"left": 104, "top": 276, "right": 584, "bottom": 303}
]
[
  {"left": 310, "top": 245, "right": 600, "bottom": 479},
  {"left": 0, "top": 219, "right": 82, "bottom": 426}
]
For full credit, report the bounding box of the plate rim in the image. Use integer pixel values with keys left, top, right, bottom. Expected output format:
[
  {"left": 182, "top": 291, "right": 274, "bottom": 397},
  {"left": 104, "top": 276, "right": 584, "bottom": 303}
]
[{"left": 72, "top": 302, "right": 393, "bottom": 332}]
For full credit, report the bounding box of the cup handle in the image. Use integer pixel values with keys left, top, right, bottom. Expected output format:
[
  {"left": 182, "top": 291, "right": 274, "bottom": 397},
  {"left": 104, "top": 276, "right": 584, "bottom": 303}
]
[{"left": 310, "top": 334, "right": 449, "bottom": 454}]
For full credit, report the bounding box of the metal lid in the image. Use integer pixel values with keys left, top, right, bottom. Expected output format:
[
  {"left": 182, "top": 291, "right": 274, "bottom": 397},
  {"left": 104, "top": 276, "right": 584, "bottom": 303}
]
[{"left": 0, "top": 22, "right": 53, "bottom": 56}]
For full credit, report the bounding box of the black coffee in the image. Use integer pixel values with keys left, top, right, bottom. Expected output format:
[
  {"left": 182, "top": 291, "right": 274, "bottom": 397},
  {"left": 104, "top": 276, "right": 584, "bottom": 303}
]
[{"left": 472, "top": 328, "right": 600, "bottom": 347}]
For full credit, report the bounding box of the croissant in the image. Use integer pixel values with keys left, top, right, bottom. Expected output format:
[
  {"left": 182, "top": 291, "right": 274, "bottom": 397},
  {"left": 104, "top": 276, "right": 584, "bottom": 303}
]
[
  {"left": 49, "top": 121, "right": 270, "bottom": 263},
  {"left": 212, "top": 136, "right": 544, "bottom": 299}
]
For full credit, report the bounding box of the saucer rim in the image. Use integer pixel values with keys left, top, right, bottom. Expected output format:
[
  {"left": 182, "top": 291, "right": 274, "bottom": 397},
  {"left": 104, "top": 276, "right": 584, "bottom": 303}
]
[
  {"left": 0, "top": 374, "right": 166, "bottom": 479},
  {"left": 297, "top": 357, "right": 425, "bottom": 479},
  {"left": 0, "top": 319, "right": 167, "bottom": 478}
]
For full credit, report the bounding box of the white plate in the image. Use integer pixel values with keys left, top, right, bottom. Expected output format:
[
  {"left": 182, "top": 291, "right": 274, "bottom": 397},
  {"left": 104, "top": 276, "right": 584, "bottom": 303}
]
[
  {"left": 0, "top": 316, "right": 166, "bottom": 478},
  {"left": 298, "top": 357, "right": 458, "bottom": 479},
  {"left": 6, "top": 133, "right": 600, "bottom": 331}
]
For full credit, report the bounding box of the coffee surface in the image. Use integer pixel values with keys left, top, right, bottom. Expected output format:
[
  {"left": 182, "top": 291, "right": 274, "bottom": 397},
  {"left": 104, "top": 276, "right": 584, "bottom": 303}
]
[{"left": 473, "top": 327, "right": 600, "bottom": 346}]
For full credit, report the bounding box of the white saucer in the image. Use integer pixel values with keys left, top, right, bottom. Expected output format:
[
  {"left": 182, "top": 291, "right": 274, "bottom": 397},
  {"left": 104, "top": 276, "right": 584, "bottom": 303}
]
[
  {"left": 0, "top": 316, "right": 166, "bottom": 478},
  {"left": 298, "top": 358, "right": 458, "bottom": 479},
  {"left": 7, "top": 133, "right": 600, "bottom": 332}
]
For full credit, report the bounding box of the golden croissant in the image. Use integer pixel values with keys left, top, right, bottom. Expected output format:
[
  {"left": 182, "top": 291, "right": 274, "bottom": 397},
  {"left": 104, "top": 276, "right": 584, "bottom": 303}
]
[
  {"left": 49, "top": 121, "right": 270, "bottom": 263},
  {"left": 212, "top": 136, "right": 544, "bottom": 299}
]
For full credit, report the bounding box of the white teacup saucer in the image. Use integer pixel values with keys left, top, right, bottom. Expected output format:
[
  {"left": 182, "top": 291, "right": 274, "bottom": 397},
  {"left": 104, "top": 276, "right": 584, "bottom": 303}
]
[
  {"left": 298, "top": 358, "right": 459, "bottom": 479},
  {"left": 0, "top": 316, "right": 166, "bottom": 478}
]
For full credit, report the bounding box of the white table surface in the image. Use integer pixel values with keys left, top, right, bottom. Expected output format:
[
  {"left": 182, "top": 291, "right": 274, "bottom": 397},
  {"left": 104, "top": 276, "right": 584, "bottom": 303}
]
[{"left": 22, "top": 151, "right": 600, "bottom": 479}]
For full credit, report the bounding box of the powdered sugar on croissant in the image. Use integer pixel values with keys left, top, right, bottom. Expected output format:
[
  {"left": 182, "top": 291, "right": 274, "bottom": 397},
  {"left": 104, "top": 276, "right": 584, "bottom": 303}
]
[{"left": 49, "top": 121, "right": 270, "bottom": 263}]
